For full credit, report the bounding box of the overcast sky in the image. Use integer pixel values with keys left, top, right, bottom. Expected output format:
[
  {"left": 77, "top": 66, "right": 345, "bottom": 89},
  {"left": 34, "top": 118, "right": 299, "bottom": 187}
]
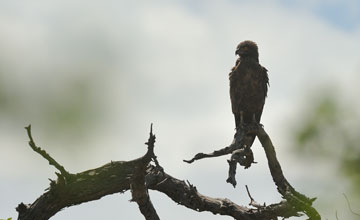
[{"left": 1, "top": 0, "right": 359, "bottom": 219}]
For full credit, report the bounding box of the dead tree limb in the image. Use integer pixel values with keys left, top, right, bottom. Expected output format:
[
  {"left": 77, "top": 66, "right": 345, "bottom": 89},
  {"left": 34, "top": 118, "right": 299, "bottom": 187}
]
[
  {"left": 17, "top": 124, "right": 160, "bottom": 220},
  {"left": 256, "top": 125, "right": 320, "bottom": 220},
  {"left": 130, "top": 124, "right": 160, "bottom": 220},
  {"left": 17, "top": 124, "right": 320, "bottom": 220},
  {"left": 183, "top": 123, "right": 321, "bottom": 219},
  {"left": 184, "top": 124, "right": 258, "bottom": 187},
  {"left": 183, "top": 125, "right": 250, "bottom": 164},
  {"left": 146, "top": 165, "right": 301, "bottom": 220}
]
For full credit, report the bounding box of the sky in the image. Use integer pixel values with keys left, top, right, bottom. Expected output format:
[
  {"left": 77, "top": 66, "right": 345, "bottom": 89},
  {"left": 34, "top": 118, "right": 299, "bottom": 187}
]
[{"left": 0, "top": 0, "right": 360, "bottom": 219}]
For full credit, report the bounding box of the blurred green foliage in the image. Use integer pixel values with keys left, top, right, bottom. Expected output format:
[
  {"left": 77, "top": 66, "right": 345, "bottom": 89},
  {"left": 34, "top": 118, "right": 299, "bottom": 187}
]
[
  {"left": 0, "top": 73, "right": 18, "bottom": 114},
  {"left": 41, "top": 78, "right": 100, "bottom": 140},
  {"left": 293, "top": 93, "right": 360, "bottom": 195},
  {"left": 0, "top": 72, "right": 102, "bottom": 146}
]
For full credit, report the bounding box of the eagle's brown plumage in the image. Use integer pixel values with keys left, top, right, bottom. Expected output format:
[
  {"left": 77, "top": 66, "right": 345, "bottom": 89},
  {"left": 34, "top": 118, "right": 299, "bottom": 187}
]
[{"left": 229, "top": 40, "right": 269, "bottom": 131}]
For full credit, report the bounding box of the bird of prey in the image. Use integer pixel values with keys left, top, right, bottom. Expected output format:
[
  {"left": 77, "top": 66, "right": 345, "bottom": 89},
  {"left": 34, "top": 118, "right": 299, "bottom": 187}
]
[
  {"left": 183, "top": 41, "right": 269, "bottom": 167},
  {"left": 229, "top": 40, "right": 269, "bottom": 142}
]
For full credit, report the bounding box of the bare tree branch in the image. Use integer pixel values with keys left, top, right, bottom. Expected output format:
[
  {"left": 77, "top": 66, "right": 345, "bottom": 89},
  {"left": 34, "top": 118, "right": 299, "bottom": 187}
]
[
  {"left": 183, "top": 126, "right": 251, "bottom": 164},
  {"left": 146, "top": 165, "right": 301, "bottom": 220},
  {"left": 256, "top": 125, "right": 320, "bottom": 220},
  {"left": 17, "top": 125, "right": 160, "bottom": 220},
  {"left": 183, "top": 143, "right": 239, "bottom": 163},
  {"left": 184, "top": 124, "right": 257, "bottom": 188},
  {"left": 130, "top": 124, "right": 160, "bottom": 220},
  {"left": 17, "top": 124, "right": 321, "bottom": 220},
  {"left": 24, "top": 125, "right": 70, "bottom": 180}
]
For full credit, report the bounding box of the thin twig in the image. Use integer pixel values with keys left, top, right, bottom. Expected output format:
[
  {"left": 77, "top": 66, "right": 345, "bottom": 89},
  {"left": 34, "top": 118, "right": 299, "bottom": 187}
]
[
  {"left": 25, "top": 125, "right": 70, "bottom": 179},
  {"left": 183, "top": 125, "right": 249, "bottom": 164},
  {"left": 183, "top": 143, "right": 238, "bottom": 163},
  {"left": 245, "top": 185, "right": 264, "bottom": 208},
  {"left": 144, "top": 124, "right": 163, "bottom": 171},
  {"left": 343, "top": 193, "right": 360, "bottom": 217}
]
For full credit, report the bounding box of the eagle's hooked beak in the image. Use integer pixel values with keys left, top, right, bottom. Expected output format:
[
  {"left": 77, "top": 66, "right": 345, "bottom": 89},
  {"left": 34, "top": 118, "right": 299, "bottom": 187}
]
[{"left": 236, "top": 46, "right": 249, "bottom": 56}]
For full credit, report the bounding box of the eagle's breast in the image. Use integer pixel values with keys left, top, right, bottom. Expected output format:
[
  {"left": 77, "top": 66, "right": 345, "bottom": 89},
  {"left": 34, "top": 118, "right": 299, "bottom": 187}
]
[{"left": 229, "top": 60, "right": 266, "bottom": 123}]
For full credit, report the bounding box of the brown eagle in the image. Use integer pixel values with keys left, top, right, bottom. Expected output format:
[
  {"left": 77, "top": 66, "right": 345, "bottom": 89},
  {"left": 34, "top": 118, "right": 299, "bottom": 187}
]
[{"left": 229, "top": 40, "right": 269, "bottom": 136}]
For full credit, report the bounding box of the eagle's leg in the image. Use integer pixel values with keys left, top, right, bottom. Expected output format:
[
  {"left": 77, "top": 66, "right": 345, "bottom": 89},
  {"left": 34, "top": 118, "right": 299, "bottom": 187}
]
[
  {"left": 233, "top": 111, "right": 246, "bottom": 145},
  {"left": 245, "top": 113, "right": 263, "bottom": 134}
]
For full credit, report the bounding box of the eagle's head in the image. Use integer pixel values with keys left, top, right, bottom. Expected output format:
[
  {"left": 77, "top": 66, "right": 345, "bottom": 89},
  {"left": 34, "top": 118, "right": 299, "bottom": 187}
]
[{"left": 235, "top": 40, "right": 259, "bottom": 60}]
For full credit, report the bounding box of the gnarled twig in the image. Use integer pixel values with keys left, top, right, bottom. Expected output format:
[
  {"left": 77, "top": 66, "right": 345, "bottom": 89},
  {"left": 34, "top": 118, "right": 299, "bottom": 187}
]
[{"left": 25, "top": 125, "right": 71, "bottom": 180}]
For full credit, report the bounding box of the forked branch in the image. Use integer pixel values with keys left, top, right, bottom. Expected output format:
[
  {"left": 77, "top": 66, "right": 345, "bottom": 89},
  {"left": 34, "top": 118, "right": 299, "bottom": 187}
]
[{"left": 17, "top": 124, "right": 321, "bottom": 220}]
